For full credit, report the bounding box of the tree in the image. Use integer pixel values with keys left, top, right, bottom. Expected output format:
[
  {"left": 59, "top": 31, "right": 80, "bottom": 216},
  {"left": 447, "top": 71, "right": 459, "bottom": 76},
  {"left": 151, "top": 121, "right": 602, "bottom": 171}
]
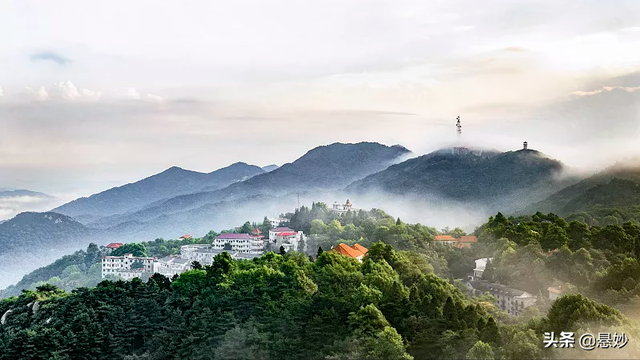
[
  {"left": 317, "top": 247, "right": 324, "bottom": 258},
  {"left": 482, "top": 259, "right": 495, "bottom": 282},
  {"left": 191, "top": 261, "right": 203, "bottom": 270},
  {"left": 279, "top": 246, "right": 286, "bottom": 255},
  {"left": 239, "top": 221, "right": 253, "bottom": 234},
  {"left": 450, "top": 227, "right": 466, "bottom": 238},
  {"left": 130, "top": 260, "right": 144, "bottom": 270},
  {"left": 260, "top": 216, "right": 273, "bottom": 235},
  {"left": 111, "top": 243, "right": 147, "bottom": 257},
  {"left": 223, "top": 242, "right": 233, "bottom": 251},
  {"left": 466, "top": 341, "right": 494, "bottom": 360}
]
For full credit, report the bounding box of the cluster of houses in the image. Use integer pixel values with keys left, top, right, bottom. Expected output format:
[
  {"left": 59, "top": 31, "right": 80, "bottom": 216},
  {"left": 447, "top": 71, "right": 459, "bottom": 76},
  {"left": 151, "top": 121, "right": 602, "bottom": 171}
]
[{"left": 101, "top": 223, "right": 307, "bottom": 280}]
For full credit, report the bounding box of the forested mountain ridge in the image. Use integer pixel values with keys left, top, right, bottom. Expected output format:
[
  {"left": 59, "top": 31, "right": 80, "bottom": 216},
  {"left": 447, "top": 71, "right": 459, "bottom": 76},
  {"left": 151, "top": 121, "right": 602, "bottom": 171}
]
[
  {"left": 54, "top": 162, "right": 265, "bottom": 220},
  {"left": 82, "top": 142, "right": 411, "bottom": 230},
  {"left": 347, "top": 148, "right": 568, "bottom": 211},
  {"left": 523, "top": 165, "right": 640, "bottom": 225},
  {"left": 0, "top": 212, "right": 99, "bottom": 288}
]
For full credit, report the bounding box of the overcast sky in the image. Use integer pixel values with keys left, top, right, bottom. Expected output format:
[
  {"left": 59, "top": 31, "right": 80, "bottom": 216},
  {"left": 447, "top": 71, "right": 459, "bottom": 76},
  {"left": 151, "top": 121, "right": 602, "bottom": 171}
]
[{"left": 1, "top": 0, "right": 640, "bottom": 201}]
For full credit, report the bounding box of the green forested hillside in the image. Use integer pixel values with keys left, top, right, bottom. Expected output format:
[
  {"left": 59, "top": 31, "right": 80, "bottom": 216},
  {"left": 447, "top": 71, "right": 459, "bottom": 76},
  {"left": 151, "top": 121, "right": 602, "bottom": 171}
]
[
  {"left": 1, "top": 242, "right": 635, "bottom": 360},
  {"left": 523, "top": 166, "right": 640, "bottom": 225}
]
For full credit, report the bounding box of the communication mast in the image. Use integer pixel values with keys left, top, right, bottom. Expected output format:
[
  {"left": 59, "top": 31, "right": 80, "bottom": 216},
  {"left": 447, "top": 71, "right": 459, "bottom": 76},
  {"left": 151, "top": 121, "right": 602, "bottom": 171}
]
[{"left": 456, "top": 116, "right": 462, "bottom": 137}]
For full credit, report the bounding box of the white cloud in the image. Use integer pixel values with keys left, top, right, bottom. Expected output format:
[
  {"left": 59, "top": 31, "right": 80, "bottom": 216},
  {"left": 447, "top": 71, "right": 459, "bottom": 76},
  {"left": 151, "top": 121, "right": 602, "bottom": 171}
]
[
  {"left": 54, "top": 80, "right": 80, "bottom": 100},
  {"left": 145, "top": 93, "right": 163, "bottom": 103},
  {"left": 114, "top": 87, "right": 141, "bottom": 100},
  {"left": 570, "top": 85, "right": 640, "bottom": 97},
  {"left": 26, "top": 86, "right": 50, "bottom": 101},
  {"left": 80, "top": 88, "right": 102, "bottom": 101}
]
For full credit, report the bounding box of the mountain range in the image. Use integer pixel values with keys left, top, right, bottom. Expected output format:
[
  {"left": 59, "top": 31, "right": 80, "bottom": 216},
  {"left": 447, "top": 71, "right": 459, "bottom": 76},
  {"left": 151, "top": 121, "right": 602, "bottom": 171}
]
[
  {"left": 0, "top": 142, "right": 411, "bottom": 287},
  {"left": 2, "top": 141, "right": 639, "bottom": 288},
  {"left": 54, "top": 162, "right": 266, "bottom": 222}
]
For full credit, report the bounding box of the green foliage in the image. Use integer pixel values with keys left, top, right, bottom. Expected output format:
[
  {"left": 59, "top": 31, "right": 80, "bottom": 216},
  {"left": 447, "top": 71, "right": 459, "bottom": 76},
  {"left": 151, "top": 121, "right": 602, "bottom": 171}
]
[
  {"left": 546, "top": 294, "right": 625, "bottom": 333},
  {"left": 111, "top": 243, "right": 147, "bottom": 257},
  {"left": 466, "top": 340, "right": 494, "bottom": 360}
]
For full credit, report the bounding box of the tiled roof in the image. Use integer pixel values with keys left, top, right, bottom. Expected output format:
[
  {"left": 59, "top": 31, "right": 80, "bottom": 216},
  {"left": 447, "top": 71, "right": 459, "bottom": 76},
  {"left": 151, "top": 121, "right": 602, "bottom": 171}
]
[
  {"left": 215, "top": 233, "right": 253, "bottom": 240},
  {"left": 434, "top": 235, "right": 455, "bottom": 241},
  {"left": 276, "top": 232, "right": 297, "bottom": 236},
  {"left": 329, "top": 243, "right": 366, "bottom": 258},
  {"left": 459, "top": 236, "right": 478, "bottom": 243},
  {"left": 105, "top": 243, "right": 124, "bottom": 248},
  {"left": 180, "top": 234, "right": 193, "bottom": 239},
  {"left": 352, "top": 244, "right": 368, "bottom": 254},
  {"left": 272, "top": 227, "right": 293, "bottom": 232}
]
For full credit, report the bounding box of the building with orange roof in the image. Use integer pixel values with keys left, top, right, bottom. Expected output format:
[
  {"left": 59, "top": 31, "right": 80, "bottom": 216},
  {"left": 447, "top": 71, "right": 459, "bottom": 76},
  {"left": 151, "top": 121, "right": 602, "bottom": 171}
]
[
  {"left": 547, "top": 285, "right": 565, "bottom": 301},
  {"left": 352, "top": 243, "right": 369, "bottom": 255},
  {"left": 329, "top": 243, "right": 368, "bottom": 261},
  {"left": 179, "top": 234, "right": 193, "bottom": 240},
  {"left": 434, "top": 235, "right": 478, "bottom": 248}
]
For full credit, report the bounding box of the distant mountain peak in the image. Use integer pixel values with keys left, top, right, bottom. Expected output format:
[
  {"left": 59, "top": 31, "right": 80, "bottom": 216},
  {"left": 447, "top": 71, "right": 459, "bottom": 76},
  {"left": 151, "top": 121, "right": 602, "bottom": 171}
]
[{"left": 261, "top": 164, "right": 279, "bottom": 172}]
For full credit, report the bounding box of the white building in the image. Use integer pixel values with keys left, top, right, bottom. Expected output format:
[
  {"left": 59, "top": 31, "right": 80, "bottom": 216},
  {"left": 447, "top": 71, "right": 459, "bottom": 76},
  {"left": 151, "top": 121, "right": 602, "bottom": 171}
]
[
  {"left": 269, "top": 227, "right": 295, "bottom": 242},
  {"left": 331, "top": 199, "right": 356, "bottom": 214},
  {"left": 213, "top": 233, "right": 264, "bottom": 254},
  {"left": 181, "top": 244, "right": 222, "bottom": 265},
  {"left": 466, "top": 280, "right": 537, "bottom": 316},
  {"left": 267, "top": 218, "right": 287, "bottom": 228},
  {"left": 153, "top": 256, "right": 192, "bottom": 277},
  {"left": 101, "top": 254, "right": 156, "bottom": 279},
  {"left": 274, "top": 230, "right": 306, "bottom": 252},
  {"left": 469, "top": 257, "right": 493, "bottom": 281}
]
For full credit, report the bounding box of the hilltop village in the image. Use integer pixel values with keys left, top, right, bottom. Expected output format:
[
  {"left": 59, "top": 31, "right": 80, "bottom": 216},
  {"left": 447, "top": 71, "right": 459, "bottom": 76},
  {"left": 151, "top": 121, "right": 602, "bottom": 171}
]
[{"left": 99, "top": 199, "right": 561, "bottom": 317}]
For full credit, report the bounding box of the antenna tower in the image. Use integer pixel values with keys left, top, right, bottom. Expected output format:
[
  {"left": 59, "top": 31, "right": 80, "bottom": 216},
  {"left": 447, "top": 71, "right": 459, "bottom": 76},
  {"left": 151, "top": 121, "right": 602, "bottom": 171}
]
[{"left": 456, "top": 116, "right": 462, "bottom": 137}]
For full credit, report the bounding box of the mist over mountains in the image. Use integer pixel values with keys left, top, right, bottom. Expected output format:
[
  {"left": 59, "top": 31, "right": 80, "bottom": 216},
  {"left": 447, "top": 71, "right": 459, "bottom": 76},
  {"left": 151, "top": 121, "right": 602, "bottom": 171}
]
[
  {"left": 53, "top": 162, "right": 266, "bottom": 222},
  {"left": 2, "top": 141, "right": 638, "bottom": 288},
  {"left": 0, "top": 189, "right": 61, "bottom": 221}
]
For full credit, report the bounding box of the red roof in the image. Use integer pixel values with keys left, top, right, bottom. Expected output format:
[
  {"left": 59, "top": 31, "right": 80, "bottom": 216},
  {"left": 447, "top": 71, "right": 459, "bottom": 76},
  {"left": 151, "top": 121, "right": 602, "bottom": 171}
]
[
  {"left": 106, "top": 243, "right": 124, "bottom": 249},
  {"left": 216, "top": 233, "right": 254, "bottom": 240},
  {"left": 329, "top": 243, "right": 366, "bottom": 258},
  {"left": 459, "top": 236, "right": 478, "bottom": 243},
  {"left": 251, "top": 227, "right": 262, "bottom": 234},
  {"left": 277, "top": 232, "right": 297, "bottom": 237},
  {"left": 434, "top": 235, "right": 455, "bottom": 241},
  {"left": 179, "top": 234, "right": 193, "bottom": 239}
]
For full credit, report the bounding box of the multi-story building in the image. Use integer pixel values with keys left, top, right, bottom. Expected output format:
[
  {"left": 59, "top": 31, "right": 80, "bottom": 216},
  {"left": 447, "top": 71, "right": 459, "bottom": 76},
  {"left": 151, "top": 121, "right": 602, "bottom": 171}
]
[
  {"left": 213, "top": 233, "right": 263, "bottom": 254},
  {"left": 269, "top": 227, "right": 295, "bottom": 242},
  {"left": 468, "top": 257, "right": 493, "bottom": 281},
  {"left": 153, "top": 256, "right": 192, "bottom": 277},
  {"left": 101, "top": 253, "right": 156, "bottom": 279},
  {"left": 274, "top": 230, "right": 306, "bottom": 252},
  {"left": 466, "top": 280, "right": 537, "bottom": 316},
  {"left": 181, "top": 244, "right": 221, "bottom": 265},
  {"left": 267, "top": 218, "right": 287, "bottom": 228}
]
